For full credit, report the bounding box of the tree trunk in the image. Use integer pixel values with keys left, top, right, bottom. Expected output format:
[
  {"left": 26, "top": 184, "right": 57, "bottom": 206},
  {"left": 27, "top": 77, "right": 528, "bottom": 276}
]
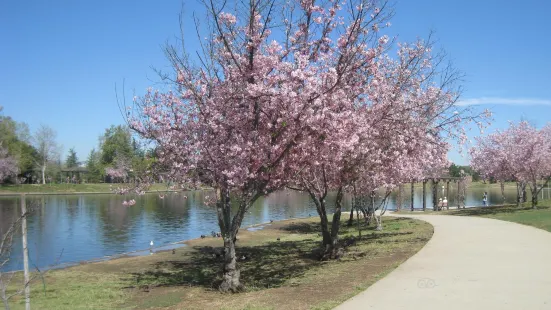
[
  {"left": 318, "top": 205, "right": 332, "bottom": 255},
  {"left": 21, "top": 195, "right": 30, "bottom": 310},
  {"left": 516, "top": 182, "right": 524, "bottom": 207},
  {"left": 215, "top": 187, "right": 247, "bottom": 293},
  {"left": 310, "top": 188, "right": 343, "bottom": 260},
  {"left": 500, "top": 182, "right": 505, "bottom": 204},
  {"left": 356, "top": 206, "right": 361, "bottom": 238},
  {"left": 396, "top": 184, "right": 403, "bottom": 212},
  {"left": 219, "top": 236, "right": 241, "bottom": 293},
  {"left": 329, "top": 188, "right": 344, "bottom": 256},
  {"left": 41, "top": 165, "right": 46, "bottom": 185},
  {"left": 2, "top": 297, "right": 10, "bottom": 310},
  {"left": 530, "top": 182, "right": 538, "bottom": 209},
  {"left": 347, "top": 200, "right": 354, "bottom": 227},
  {"left": 370, "top": 191, "right": 380, "bottom": 229}
]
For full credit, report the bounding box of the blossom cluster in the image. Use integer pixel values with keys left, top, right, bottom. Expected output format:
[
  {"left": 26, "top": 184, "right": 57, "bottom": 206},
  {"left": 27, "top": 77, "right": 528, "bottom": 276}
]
[
  {"left": 471, "top": 121, "right": 551, "bottom": 185},
  {"left": 129, "top": 0, "right": 487, "bottom": 201}
]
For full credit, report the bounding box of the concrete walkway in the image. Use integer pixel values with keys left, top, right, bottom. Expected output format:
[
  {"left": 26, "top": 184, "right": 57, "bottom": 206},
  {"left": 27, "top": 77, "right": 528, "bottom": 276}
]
[{"left": 336, "top": 214, "right": 551, "bottom": 310}]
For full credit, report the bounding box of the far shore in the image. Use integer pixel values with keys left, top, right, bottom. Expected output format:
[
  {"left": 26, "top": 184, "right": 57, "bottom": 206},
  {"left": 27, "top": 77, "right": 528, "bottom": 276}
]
[
  {"left": 0, "top": 181, "right": 522, "bottom": 196},
  {"left": 0, "top": 183, "right": 214, "bottom": 196}
]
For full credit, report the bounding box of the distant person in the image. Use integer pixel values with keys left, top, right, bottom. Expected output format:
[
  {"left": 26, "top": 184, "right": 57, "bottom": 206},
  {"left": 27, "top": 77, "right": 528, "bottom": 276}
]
[
  {"left": 443, "top": 197, "right": 448, "bottom": 209},
  {"left": 482, "top": 192, "right": 488, "bottom": 207}
]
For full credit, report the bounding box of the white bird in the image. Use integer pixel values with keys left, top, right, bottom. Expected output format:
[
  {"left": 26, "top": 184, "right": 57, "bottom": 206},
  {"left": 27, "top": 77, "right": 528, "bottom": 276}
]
[{"left": 150, "top": 241, "right": 154, "bottom": 247}]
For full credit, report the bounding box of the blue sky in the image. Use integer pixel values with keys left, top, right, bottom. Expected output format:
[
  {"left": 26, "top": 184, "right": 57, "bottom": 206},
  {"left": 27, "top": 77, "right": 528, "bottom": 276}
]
[{"left": 1, "top": 0, "right": 550, "bottom": 165}]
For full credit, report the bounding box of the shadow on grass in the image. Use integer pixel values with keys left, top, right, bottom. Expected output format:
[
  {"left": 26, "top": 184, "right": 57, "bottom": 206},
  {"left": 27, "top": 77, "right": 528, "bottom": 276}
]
[
  {"left": 127, "top": 218, "right": 420, "bottom": 291},
  {"left": 128, "top": 238, "right": 321, "bottom": 290},
  {"left": 446, "top": 205, "right": 550, "bottom": 217}
]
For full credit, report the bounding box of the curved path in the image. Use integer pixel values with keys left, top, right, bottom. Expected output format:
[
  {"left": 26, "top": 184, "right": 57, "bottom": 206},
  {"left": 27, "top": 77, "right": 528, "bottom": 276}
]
[{"left": 336, "top": 214, "right": 551, "bottom": 310}]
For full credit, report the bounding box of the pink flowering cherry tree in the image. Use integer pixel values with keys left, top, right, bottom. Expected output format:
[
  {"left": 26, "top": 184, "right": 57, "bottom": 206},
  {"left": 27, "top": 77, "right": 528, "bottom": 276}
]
[
  {"left": 128, "top": 0, "right": 397, "bottom": 291},
  {"left": 0, "top": 144, "right": 18, "bottom": 183},
  {"left": 290, "top": 33, "right": 486, "bottom": 257},
  {"left": 471, "top": 121, "right": 551, "bottom": 208},
  {"left": 128, "top": 0, "right": 490, "bottom": 290},
  {"left": 105, "top": 155, "right": 131, "bottom": 183}
]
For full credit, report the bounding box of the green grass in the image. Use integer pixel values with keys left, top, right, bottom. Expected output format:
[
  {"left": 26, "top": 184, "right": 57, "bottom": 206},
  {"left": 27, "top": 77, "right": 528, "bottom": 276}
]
[
  {"left": 439, "top": 202, "right": 551, "bottom": 232},
  {"left": 398, "top": 199, "right": 551, "bottom": 233},
  {"left": 0, "top": 183, "right": 174, "bottom": 195},
  {"left": 7, "top": 271, "right": 131, "bottom": 310},
  {"left": 3, "top": 216, "right": 433, "bottom": 310},
  {"left": 467, "top": 181, "right": 517, "bottom": 188}
]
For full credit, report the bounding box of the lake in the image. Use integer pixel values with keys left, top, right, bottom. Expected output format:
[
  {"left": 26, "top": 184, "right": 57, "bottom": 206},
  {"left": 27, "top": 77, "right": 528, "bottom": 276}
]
[{"left": 0, "top": 184, "right": 536, "bottom": 271}]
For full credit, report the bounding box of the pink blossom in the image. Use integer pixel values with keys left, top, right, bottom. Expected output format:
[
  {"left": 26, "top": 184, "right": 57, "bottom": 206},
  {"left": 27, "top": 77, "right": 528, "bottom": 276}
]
[
  {"left": 0, "top": 144, "right": 18, "bottom": 182},
  {"left": 218, "top": 12, "right": 237, "bottom": 25},
  {"left": 471, "top": 121, "right": 551, "bottom": 207}
]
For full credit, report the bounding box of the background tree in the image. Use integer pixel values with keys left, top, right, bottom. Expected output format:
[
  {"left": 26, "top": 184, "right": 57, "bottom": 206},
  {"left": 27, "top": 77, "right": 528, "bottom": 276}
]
[
  {"left": 33, "top": 125, "right": 61, "bottom": 184},
  {"left": 448, "top": 164, "right": 480, "bottom": 181},
  {"left": 85, "top": 149, "right": 102, "bottom": 183},
  {"left": 0, "top": 144, "right": 18, "bottom": 183},
  {"left": 0, "top": 115, "right": 37, "bottom": 183},
  {"left": 65, "top": 148, "right": 79, "bottom": 169},
  {"left": 471, "top": 121, "right": 551, "bottom": 208},
  {"left": 99, "top": 125, "right": 132, "bottom": 166}
]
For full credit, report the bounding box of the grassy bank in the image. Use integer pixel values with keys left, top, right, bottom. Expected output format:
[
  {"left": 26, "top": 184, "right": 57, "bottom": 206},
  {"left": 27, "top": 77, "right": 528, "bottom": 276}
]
[
  {"left": 439, "top": 203, "right": 551, "bottom": 233},
  {"left": 0, "top": 183, "right": 178, "bottom": 195},
  {"left": 396, "top": 199, "right": 551, "bottom": 233},
  {"left": 5, "top": 216, "right": 432, "bottom": 310}
]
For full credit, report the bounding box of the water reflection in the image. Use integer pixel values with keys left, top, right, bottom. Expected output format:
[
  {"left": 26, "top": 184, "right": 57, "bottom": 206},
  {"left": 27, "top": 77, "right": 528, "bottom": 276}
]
[{"left": 0, "top": 184, "right": 530, "bottom": 271}]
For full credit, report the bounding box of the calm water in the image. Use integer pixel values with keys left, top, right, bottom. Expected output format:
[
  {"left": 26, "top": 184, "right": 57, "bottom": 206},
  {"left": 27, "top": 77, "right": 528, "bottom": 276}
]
[{"left": 0, "top": 184, "right": 536, "bottom": 271}]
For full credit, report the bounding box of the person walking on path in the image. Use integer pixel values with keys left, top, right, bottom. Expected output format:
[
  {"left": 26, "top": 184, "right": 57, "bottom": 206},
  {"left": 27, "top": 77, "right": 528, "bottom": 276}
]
[{"left": 482, "top": 191, "right": 488, "bottom": 207}]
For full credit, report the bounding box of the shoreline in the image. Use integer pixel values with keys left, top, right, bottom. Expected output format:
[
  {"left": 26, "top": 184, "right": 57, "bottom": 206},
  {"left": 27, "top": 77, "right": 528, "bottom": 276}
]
[
  {"left": 5, "top": 217, "right": 304, "bottom": 273},
  {"left": 0, "top": 189, "right": 186, "bottom": 197},
  {"left": 9, "top": 216, "right": 433, "bottom": 309}
]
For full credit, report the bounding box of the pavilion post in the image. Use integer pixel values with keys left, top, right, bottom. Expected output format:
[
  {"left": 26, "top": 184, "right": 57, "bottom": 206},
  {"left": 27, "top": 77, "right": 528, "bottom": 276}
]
[
  {"left": 410, "top": 181, "right": 414, "bottom": 211},
  {"left": 432, "top": 179, "right": 438, "bottom": 211},
  {"left": 457, "top": 180, "right": 461, "bottom": 209},
  {"left": 422, "top": 180, "right": 427, "bottom": 211},
  {"left": 446, "top": 181, "right": 450, "bottom": 210}
]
